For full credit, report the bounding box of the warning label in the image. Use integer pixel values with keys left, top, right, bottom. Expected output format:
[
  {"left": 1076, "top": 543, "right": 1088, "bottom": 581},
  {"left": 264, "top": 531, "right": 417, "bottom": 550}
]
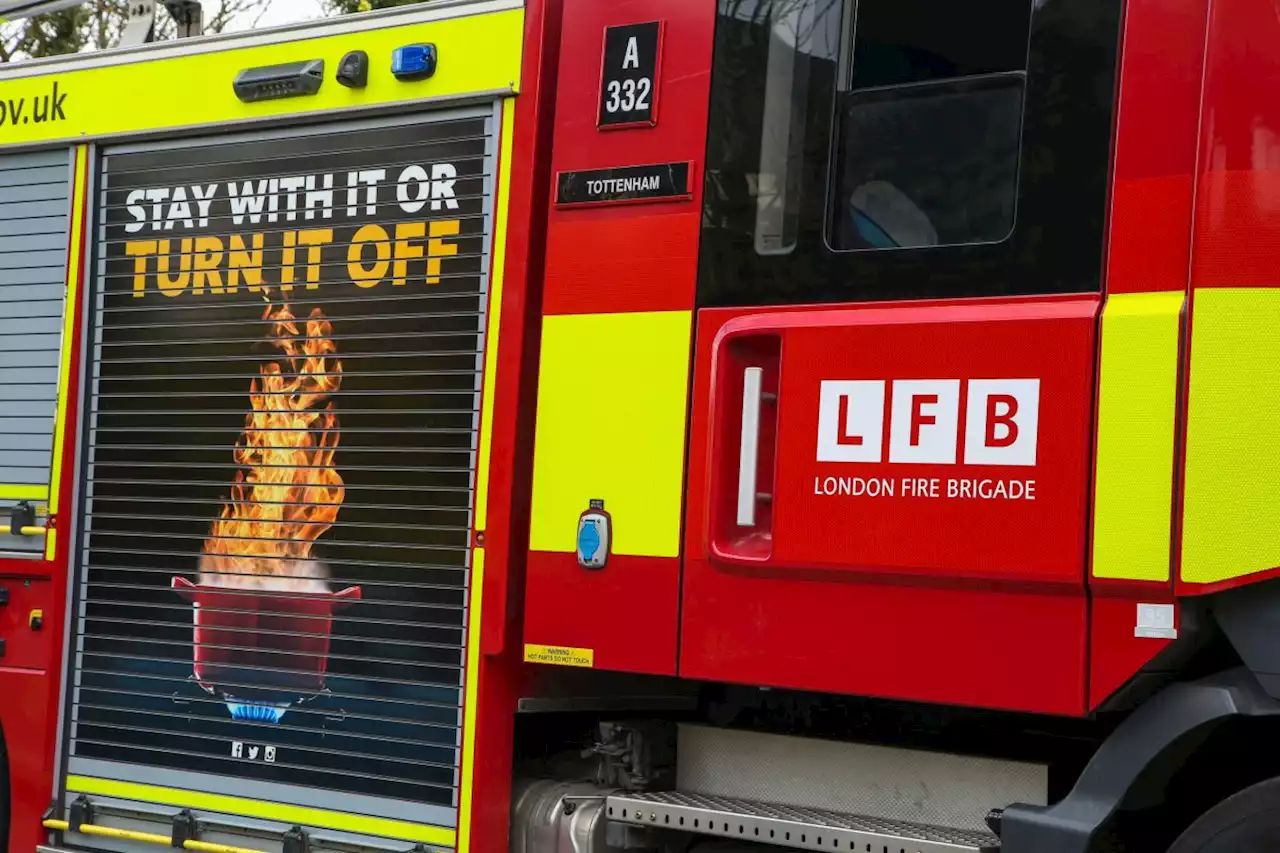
[{"left": 524, "top": 644, "right": 595, "bottom": 668}]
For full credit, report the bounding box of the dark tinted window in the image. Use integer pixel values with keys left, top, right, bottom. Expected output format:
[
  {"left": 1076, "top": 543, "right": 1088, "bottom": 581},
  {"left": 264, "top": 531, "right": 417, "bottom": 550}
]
[
  {"left": 697, "top": 0, "right": 1122, "bottom": 308},
  {"left": 831, "top": 76, "right": 1024, "bottom": 250},
  {"left": 832, "top": 0, "right": 1032, "bottom": 250},
  {"left": 850, "top": 0, "right": 1031, "bottom": 88}
]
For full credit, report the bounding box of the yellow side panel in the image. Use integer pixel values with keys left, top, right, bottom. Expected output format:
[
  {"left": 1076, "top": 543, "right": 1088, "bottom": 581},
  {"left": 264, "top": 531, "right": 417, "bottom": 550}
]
[
  {"left": 65, "top": 776, "right": 455, "bottom": 847},
  {"left": 0, "top": 484, "right": 49, "bottom": 501},
  {"left": 46, "top": 145, "right": 91, "bottom": 559},
  {"left": 1181, "top": 287, "right": 1280, "bottom": 584},
  {"left": 455, "top": 99, "right": 514, "bottom": 853},
  {"left": 472, "top": 97, "right": 516, "bottom": 534},
  {"left": 0, "top": 8, "right": 522, "bottom": 147},
  {"left": 456, "top": 546, "right": 485, "bottom": 853},
  {"left": 1091, "top": 290, "right": 1185, "bottom": 581},
  {"left": 529, "top": 311, "right": 693, "bottom": 558}
]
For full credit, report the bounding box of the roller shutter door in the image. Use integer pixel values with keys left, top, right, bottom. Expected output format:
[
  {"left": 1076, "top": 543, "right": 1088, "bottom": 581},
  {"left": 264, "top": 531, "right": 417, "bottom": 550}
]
[
  {"left": 0, "top": 149, "right": 70, "bottom": 557},
  {"left": 65, "top": 107, "right": 496, "bottom": 837}
]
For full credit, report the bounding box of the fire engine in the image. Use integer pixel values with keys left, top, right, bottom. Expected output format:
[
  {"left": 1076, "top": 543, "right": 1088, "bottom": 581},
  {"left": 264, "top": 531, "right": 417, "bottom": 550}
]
[{"left": 0, "top": 0, "right": 1278, "bottom": 851}]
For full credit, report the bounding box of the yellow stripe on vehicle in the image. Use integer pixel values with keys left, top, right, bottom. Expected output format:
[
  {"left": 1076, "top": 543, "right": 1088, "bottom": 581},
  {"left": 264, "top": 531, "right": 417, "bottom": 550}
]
[
  {"left": 1180, "top": 286, "right": 1280, "bottom": 584},
  {"left": 456, "top": 547, "right": 485, "bottom": 853},
  {"left": 528, "top": 310, "right": 693, "bottom": 558},
  {"left": 472, "top": 96, "right": 515, "bottom": 534},
  {"left": 64, "top": 776, "right": 456, "bottom": 847},
  {"left": 0, "top": 7, "right": 523, "bottom": 147},
  {"left": 1091, "top": 290, "right": 1185, "bottom": 581},
  {"left": 46, "top": 145, "right": 90, "bottom": 560},
  {"left": 456, "top": 95, "right": 515, "bottom": 853},
  {"left": 0, "top": 484, "right": 49, "bottom": 502}
]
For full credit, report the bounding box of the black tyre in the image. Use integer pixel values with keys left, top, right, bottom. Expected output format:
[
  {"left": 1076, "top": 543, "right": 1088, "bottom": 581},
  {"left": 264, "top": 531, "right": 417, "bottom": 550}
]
[{"left": 1166, "top": 776, "right": 1280, "bottom": 853}]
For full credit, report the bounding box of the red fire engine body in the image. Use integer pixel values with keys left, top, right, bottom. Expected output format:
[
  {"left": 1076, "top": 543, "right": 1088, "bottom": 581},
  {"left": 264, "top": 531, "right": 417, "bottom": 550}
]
[{"left": 1, "top": 0, "right": 1280, "bottom": 852}]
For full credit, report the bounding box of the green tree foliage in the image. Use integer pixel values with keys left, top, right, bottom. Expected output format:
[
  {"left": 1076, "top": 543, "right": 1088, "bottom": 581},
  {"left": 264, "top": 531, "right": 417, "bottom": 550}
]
[
  {"left": 1, "top": 4, "right": 95, "bottom": 62},
  {"left": 1, "top": 0, "right": 272, "bottom": 62}
]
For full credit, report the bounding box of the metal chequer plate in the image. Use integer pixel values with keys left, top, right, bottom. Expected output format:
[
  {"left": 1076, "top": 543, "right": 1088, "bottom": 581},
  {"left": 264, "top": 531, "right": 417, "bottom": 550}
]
[{"left": 605, "top": 791, "right": 1001, "bottom": 853}]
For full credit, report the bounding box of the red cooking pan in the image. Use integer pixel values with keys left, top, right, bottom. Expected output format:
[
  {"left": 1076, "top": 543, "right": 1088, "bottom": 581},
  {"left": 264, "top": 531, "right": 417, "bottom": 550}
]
[{"left": 173, "top": 576, "right": 361, "bottom": 703}]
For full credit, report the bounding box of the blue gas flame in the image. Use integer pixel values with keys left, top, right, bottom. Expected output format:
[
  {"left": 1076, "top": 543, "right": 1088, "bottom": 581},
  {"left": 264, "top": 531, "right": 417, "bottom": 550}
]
[{"left": 226, "top": 700, "right": 290, "bottom": 723}]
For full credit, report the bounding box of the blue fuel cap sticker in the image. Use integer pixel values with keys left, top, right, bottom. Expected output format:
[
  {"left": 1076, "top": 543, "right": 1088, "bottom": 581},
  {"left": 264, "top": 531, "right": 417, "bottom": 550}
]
[{"left": 577, "top": 501, "right": 611, "bottom": 570}]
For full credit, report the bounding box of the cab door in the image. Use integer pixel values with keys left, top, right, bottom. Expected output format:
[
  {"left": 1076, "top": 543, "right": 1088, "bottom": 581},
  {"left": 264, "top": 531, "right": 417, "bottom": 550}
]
[{"left": 680, "top": 0, "right": 1122, "bottom": 715}]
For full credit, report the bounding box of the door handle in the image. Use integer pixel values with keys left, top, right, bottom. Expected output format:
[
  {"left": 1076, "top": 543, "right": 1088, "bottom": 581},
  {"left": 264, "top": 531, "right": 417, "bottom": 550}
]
[
  {"left": 710, "top": 333, "right": 779, "bottom": 563},
  {"left": 737, "top": 367, "right": 764, "bottom": 526}
]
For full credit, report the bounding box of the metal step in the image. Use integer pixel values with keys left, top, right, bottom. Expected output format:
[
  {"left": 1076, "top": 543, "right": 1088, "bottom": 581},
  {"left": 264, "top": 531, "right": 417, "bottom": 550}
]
[{"left": 605, "top": 791, "right": 1000, "bottom": 853}]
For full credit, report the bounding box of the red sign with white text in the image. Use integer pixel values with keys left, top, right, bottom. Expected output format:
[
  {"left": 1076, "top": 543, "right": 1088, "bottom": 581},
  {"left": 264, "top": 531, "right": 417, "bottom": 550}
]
[{"left": 702, "top": 296, "right": 1099, "bottom": 584}]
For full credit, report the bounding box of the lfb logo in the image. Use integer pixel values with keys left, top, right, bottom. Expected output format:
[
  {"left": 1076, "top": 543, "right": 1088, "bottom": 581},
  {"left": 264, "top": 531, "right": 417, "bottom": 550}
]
[{"left": 816, "top": 379, "right": 1040, "bottom": 466}]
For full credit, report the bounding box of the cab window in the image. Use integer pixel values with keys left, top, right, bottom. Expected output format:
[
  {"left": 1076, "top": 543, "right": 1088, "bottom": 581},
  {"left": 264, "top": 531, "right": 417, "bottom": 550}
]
[
  {"left": 831, "top": 0, "right": 1032, "bottom": 251},
  {"left": 698, "top": 0, "right": 1122, "bottom": 308}
]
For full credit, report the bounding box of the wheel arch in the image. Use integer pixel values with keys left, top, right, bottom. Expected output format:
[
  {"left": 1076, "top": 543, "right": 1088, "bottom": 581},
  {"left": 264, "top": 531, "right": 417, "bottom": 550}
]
[{"left": 999, "top": 666, "right": 1280, "bottom": 853}]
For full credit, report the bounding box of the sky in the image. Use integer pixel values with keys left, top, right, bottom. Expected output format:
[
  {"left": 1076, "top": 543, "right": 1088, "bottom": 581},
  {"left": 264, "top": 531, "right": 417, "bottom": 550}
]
[
  {"left": 0, "top": 0, "right": 345, "bottom": 61},
  {"left": 231, "top": 0, "right": 327, "bottom": 29},
  {"left": 237, "top": 0, "right": 328, "bottom": 29}
]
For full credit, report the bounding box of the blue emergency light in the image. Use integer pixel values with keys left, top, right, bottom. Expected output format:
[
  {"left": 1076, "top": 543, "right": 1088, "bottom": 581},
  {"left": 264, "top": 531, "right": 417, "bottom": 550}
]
[{"left": 391, "top": 43, "right": 438, "bottom": 81}]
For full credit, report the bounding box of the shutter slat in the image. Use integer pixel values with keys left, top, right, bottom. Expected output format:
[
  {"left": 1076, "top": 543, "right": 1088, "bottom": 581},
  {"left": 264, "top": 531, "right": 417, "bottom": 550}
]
[{"left": 0, "top": 149, "right": 66, "bottom": 557}]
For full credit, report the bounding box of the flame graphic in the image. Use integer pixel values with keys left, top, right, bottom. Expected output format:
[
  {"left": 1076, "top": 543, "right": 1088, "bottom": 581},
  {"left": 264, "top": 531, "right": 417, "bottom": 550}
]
[{"left": 200, "top": 295, "right": 344, "bottom": 589}]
